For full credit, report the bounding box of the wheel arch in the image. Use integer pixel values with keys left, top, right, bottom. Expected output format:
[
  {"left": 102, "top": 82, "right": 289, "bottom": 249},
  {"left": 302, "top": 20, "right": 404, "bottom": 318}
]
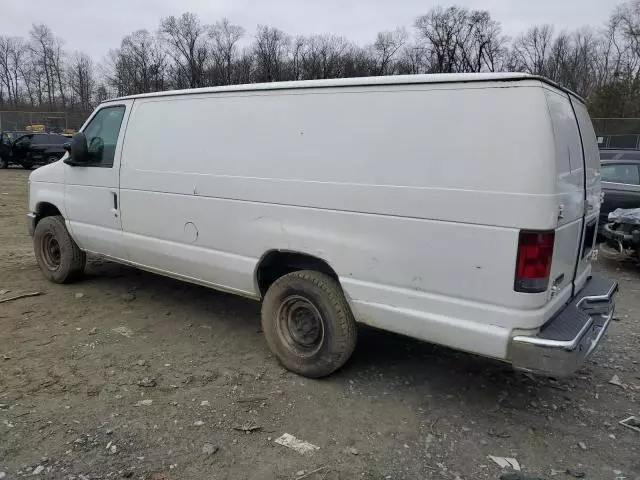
[
  {"left": 254, "top": 249, "right": 340, "bottom": 297},
  {"left": 34, "top": 201, "right": 63, "bottom": 224}
]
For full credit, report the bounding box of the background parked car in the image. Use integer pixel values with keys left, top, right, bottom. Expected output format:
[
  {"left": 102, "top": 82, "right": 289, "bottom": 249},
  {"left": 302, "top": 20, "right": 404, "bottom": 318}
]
[
  {"left": 0, "top": 132, "right": 68, "bottom": 169},
  {"left": 0, "top": 130, "right": 28, "bottom": 168},
  {"left": 599, "top": 149, "right": 640, "bottom": 228}
]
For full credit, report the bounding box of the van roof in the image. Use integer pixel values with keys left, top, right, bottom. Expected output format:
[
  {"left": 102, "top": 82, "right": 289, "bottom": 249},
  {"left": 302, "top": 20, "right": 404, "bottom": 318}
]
[{"left": 108, "top": 72, "right": 582, "bottom": 103}]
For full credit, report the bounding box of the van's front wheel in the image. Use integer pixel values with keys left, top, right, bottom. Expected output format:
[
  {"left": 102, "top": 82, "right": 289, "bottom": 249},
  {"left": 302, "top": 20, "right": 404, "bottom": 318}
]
[
  {"left": 261, "top": 270, "right": 357, "bottom": 378},
  {"left": 33, "top": 215, "right": 86, "bottom": 283}
]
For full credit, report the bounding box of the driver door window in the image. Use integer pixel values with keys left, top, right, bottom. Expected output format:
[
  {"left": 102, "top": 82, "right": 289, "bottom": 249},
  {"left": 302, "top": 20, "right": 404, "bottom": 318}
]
[
  {"left": 14, "top": 135, "right": 33, "bottom": 148},
  {"left": 83, "top": 106, "right": 126, "bottom": 167}
]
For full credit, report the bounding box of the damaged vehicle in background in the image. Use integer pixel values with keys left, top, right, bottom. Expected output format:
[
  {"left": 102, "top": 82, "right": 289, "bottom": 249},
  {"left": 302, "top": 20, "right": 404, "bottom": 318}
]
[
  {"left": 0, "top": 132, "right": 68, "bottom": 169},
  {"left": 601, "top": 208, "right": 640, "bottom": 263},
  {"left": 599, "top": 152, "right": 640, "bottom": 229},
  {"left": 0, "top": 130, "right": 28, "bottom": 168}
]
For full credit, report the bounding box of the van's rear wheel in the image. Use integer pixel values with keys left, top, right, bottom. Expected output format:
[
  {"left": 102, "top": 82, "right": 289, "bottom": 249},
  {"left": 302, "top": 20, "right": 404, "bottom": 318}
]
[
  {"left": 261, "top": 270, "right": 357, "bottom": 378},
  {"left": 34, "top": 215, "right": 86, "bottom": 283}
]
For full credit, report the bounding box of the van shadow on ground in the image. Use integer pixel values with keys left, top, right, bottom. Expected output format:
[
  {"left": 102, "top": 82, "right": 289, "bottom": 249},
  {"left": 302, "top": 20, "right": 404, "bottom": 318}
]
[{"left": 84, "top": 257, "right": 561, "bottom": 413}]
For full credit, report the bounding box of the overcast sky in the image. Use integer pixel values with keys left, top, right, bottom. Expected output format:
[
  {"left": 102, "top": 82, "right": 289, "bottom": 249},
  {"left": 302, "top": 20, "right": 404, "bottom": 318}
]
[{"left": 1, "top": 0, "right": 620, "bottom": 60}]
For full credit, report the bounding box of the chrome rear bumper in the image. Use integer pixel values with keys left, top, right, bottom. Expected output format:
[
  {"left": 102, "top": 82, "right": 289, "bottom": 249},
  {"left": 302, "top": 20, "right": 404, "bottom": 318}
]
[{"left": 510, "top": 275, "right": 618, "bottom": 377}]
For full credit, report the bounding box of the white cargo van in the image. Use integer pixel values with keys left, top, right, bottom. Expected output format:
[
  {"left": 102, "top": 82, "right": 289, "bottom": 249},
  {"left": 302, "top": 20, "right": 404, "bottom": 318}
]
[{"left": 27, "top": 73, "right": 617, "bottom": 378}]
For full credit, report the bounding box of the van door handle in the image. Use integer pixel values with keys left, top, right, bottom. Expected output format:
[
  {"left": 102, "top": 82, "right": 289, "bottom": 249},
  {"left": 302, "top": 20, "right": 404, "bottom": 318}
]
[{"left": 111, "top": 191, "right": 118, "bottom": 214}]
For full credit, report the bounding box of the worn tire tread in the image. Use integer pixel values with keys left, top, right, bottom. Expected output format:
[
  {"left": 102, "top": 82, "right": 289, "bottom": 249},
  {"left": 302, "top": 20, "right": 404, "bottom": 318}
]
[
  {"left": 261, "top": 270, "right": 357, "bottom": 378},
  {"left": 34, "top": 215, "right": 86, "bottom": 283}
]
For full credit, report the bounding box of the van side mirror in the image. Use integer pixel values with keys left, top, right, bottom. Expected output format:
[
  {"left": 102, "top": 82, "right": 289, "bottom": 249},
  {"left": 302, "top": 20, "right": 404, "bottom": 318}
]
[{"left": 64, "top": 132, "right": 88, "bottom": 166}]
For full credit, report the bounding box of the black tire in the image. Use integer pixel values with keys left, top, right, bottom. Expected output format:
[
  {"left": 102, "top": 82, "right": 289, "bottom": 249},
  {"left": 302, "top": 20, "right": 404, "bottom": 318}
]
[
  {"left": 0, "top": 156, "right": 7, "bottom": 169},
  {"left": 261, "top": 270, "right": 357, "bottom": 378},
  {"left": 33, "top": 215, "right": 86, "bottom": 283},
  {"left": 46, "top": 156, "right": 59, "bottom": 164},
  {"left": 21, "top": 161, "right": 33, "bottom": 170}
]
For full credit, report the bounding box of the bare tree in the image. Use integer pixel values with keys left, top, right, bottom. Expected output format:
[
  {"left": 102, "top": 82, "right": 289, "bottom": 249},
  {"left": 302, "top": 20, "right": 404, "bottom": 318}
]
[
  {"left": 461, "top": 11, "right": 508, "bottom": 72},
  {"left": 340, "top": 45, "right": 376, "bottom": 78},
  {"left": 397, "top": 43, "right": 428, "bottom": 74},
  {"left": 94, "top": 84, "right": 110, "bottom": 104},
  {"left": 52, "top": 40, "right": 66, "bottom": 107},
  {"left": 68, "top": 52, "right": 95, "bottom": 110},
  {"left": 297, "top": 34, "right": 350, "bottom": 79},
  {"left": 0, "top": 36, "right": 14, "bottom": 104},
  {"left": 609, "top": 0, "right": 640, "bottom": 82},
  {"left": 109, "top": 30, "right": 167, "bottom": 96},
  {"left": 209, "top": 18, "right": 244, "bottom": 85},
  {"left": 550, "top": 30, "right": 600, "bottom": 97},
  {"left": 30, "top": 24, "right": 62, "bottom": 107},
  {"left": 415, "top": 6, "right": 467, "bottom": 72},
  {"left": 371, "top": 28, "right": 407, "bottom": 75},
  {"left": 253, "top": 25, "right": 290, "bottom": 82},
  {"left": 512, "top": 25, "right": 554, "bottom": 75},
  {"left": 616, "top": 0, "right": 640, "bottom": 58},
  {"left": 234, "top": 47, "right": 255, "bottom": 84},
  {"left": 0, "top": 36, "right": 25, "bottom": 106},
  {"left": 588, "top": 1, "right": 640, "bottom": 116},
  {"left": 595, "top": 17, "right": 622, "bottom": 86},
  {"left": 414, "top": 6, "right": 505, "bottom": 73},
  {"left": 160, "top": 13, "right": 208, "bottom": 89}
]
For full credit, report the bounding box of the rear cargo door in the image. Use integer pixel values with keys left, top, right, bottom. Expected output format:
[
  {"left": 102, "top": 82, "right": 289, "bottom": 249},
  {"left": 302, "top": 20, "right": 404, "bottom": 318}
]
[
  {"left": 570, "top": 98, "right": 600, "bottom": 290},
  {"left": 544, "top": 88, "right": 585, "bottom": 296}
]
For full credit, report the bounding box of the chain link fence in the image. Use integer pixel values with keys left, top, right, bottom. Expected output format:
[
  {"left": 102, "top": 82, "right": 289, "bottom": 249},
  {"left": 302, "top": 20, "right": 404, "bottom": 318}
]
[
  {"left": 592, "top": 118, "right": 640, "bottom": 149},
  {"left": 0, "top": 111, "right": 89, "bottom": 133},
  {"left": 592, "top": 118, "right": 640, "bottom": 136}
]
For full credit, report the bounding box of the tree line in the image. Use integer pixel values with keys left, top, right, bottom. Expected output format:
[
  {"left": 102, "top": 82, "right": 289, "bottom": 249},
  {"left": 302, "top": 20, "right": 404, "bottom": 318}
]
[{"left": 2, "top": 1, "right": 640, "bottom": 117}]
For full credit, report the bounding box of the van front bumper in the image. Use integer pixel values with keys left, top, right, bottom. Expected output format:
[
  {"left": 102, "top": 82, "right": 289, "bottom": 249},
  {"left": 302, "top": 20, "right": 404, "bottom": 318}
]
[{"left": 510, "top": 275, "right": 618, "bottom": 377}]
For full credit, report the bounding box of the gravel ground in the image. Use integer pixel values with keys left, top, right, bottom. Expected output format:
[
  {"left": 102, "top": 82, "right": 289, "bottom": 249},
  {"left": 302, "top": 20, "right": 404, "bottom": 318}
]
[{"left": 0, "top": 168, "right": 638, "bottom": 480}]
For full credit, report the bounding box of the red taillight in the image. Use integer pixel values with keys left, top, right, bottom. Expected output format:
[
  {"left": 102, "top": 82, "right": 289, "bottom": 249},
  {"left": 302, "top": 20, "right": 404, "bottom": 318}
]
[{"left": 514, "top": 231, "right": 555, "bottom": 293}]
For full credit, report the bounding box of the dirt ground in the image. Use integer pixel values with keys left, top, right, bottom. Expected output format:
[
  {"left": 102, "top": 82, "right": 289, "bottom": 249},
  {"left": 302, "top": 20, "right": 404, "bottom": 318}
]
[{"left": 0, "top": 168, "right": 638, "bottom": 480}]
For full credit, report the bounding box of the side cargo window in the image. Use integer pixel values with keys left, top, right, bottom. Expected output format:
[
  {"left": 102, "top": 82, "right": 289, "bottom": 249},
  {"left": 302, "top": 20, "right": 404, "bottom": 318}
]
[{"left": 82, "top": 106, "right": 126, "bottom": 167}]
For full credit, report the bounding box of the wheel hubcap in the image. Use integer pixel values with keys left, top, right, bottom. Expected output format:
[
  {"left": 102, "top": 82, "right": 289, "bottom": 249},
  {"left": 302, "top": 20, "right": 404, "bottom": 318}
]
[
  {"left": 277, "top": 295, "right": 325, "bottom": 356},
  {"left": 40, "top": 232, "right": 61, "bottom": 271}
]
